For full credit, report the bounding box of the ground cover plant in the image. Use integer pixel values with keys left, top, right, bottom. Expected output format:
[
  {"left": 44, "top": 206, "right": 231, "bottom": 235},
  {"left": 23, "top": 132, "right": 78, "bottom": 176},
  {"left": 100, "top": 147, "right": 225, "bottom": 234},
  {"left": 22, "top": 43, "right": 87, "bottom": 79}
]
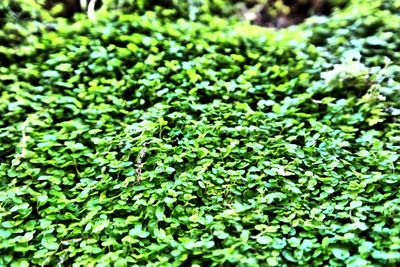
[{"left": 0, "top": 0, "right": 400, "bottom": 266}]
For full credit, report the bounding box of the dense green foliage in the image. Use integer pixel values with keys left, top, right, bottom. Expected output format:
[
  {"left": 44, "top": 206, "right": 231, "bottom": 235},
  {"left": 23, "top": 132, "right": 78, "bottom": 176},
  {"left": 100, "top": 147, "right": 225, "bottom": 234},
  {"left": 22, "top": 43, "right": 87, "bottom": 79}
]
[{"left": 1, "top": 0, "right": 400, "bottom": 266}]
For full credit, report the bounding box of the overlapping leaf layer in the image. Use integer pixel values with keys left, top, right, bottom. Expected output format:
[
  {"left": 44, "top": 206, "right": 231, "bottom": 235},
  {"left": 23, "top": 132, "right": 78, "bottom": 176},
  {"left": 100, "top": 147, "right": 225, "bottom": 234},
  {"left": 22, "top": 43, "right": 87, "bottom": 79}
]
[{"left": 0, "top": 0, "right": 400, "bottom": 266}]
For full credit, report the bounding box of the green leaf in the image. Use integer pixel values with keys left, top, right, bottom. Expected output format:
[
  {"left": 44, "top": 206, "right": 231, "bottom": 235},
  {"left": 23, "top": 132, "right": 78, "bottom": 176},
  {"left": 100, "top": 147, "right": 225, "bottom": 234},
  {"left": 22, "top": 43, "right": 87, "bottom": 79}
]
[
  {"left": 257, "top": 236, "right": 272, "bottom": 245},
  {"left": 332, "top": 247, "right": 350, "bottom": 260}
]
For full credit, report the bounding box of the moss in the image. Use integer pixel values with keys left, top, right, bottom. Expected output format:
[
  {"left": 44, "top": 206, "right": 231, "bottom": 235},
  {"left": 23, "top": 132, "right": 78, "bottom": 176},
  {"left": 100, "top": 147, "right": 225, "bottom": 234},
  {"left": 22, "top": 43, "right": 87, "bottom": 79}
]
[{"left": 0, "top": 0, "right": 399, "bottom": 266}]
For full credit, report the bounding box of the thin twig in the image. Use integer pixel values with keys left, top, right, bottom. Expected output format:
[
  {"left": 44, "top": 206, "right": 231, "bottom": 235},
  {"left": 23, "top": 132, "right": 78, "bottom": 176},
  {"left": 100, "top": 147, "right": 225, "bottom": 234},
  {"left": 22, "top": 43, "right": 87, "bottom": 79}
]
[
  {"left": 12, "top": 115, "right": 34, "bottom": 166},
  {"left": 135, "top": 141, "right": 150, "bottom": 184},
  {"left": 87, "top": 0, "right": 97, "bottom": 20}
]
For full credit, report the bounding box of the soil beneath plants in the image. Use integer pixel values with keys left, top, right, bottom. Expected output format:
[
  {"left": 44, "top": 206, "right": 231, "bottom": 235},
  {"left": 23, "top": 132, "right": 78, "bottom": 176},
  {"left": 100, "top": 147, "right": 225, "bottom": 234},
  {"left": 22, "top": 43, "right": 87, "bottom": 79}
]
[{"left": 238, "top": 0, "right": 346, "bottom": 28}]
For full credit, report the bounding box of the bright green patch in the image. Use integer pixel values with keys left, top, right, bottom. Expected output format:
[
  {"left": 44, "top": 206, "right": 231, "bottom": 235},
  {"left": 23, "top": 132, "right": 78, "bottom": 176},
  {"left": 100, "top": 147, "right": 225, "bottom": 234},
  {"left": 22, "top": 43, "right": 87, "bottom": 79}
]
[{"left": 0, "top": 0, "right": 400, "bottom": 266}]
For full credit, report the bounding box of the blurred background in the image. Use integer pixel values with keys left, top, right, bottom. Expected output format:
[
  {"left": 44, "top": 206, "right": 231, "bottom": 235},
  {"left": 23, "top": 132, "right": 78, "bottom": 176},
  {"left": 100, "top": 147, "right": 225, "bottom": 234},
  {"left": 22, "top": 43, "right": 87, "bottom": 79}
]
[{"left": 1, "top": 0, "right": 348, "bottom": 27}]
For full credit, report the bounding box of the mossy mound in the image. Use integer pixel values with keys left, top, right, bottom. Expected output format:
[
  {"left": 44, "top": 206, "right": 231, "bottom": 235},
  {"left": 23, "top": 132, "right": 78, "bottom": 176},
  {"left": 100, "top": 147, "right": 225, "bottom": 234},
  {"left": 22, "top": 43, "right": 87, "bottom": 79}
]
[{"left": 0, "top": 0, "right": 400, "bottom": 266}]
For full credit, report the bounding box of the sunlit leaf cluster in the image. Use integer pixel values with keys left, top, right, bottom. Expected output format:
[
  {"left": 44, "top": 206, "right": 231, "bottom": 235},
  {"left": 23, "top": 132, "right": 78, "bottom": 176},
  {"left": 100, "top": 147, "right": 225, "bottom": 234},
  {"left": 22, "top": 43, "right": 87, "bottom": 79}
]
[{"left": 0, "top": 0, "right": 400, "bottom": 266}]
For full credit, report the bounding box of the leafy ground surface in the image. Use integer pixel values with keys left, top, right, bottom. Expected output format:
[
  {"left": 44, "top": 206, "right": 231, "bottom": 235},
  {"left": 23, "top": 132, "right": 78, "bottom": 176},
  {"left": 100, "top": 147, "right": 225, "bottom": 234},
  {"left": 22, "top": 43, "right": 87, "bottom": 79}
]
[{"left": 1, "top": 0, "right": 400, "bottom": 266}]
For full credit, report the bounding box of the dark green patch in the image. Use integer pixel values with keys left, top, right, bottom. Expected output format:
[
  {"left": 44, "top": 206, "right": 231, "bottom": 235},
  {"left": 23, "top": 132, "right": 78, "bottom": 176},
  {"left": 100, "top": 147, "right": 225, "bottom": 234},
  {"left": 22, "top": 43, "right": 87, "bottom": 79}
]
[{"left": 0, "top": 0, "right": 400, "bottom": 266}]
